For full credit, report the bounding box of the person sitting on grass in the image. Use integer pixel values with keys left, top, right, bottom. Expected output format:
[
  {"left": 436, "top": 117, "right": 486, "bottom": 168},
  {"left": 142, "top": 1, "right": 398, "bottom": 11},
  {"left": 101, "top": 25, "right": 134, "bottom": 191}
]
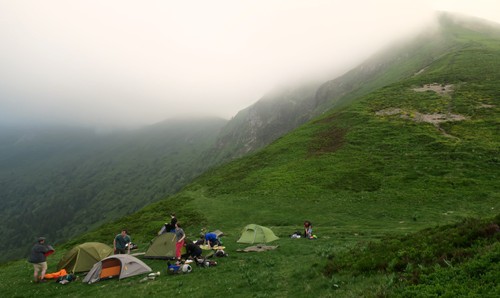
[{"left": 304, "top": 220, "right": 313, "bottom": 238}]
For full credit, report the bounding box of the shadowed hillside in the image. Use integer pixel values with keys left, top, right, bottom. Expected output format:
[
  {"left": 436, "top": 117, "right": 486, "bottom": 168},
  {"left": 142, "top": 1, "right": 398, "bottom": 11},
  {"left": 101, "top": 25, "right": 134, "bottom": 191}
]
[{"left": 0, "top": 117, "right": 227, "bottom": 262}]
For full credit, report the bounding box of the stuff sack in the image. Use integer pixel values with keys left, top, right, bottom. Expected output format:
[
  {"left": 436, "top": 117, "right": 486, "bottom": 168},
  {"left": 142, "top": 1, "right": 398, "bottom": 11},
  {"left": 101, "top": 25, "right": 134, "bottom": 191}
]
[
  {"left": 125, "top": 242, "right": 139, "bottom": 250},
  {"left": 56, "top": 274, "right": 76, "bottom": 285},
  {"left": 215, "top": 249, "right": 228, "bottom": 257},
  {"left": 167, "top": 264, "right": 180, "bottom": 274}
]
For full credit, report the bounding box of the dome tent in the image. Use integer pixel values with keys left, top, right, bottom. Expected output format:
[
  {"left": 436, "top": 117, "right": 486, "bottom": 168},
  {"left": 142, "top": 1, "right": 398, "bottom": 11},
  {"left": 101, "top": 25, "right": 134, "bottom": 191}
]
[
  {"left": 57, "top": 242, "right": 113, "bottom": 273},
  {"left": 82, "top": 254, "right": 151, "bottom": 284},
  {"left": 144, "top": 233, "right": 185, "bottom": 259},
  {"left": 237, "top": 224, "right": 279, "bottom": 244}
]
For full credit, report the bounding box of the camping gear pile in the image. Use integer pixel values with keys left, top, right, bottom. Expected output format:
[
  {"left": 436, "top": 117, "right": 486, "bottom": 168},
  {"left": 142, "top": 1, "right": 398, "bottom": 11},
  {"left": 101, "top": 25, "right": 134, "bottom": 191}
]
[{"left": 167, "top": 262, "right": 192, "bottom": 275}]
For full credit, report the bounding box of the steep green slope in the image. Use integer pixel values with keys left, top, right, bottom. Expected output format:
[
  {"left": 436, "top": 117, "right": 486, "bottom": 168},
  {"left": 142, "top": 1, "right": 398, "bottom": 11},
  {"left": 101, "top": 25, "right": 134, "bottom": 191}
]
[
  {"left": 0, "top": 117, "right": 226, "bottom": 262},
  {"left": 208, "top": 13, "right": 500, "bottom": 168},
  {"left": 182, "top": 13, "right": 500, "bottom": 231}
]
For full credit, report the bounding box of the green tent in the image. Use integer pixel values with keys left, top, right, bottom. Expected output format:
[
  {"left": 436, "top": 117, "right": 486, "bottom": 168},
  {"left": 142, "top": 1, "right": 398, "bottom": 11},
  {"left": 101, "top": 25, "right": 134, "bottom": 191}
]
[
  {"left": 237, "top": 224, "right": 279, "bottom": 244},
  {"left": 144, "top": 233, "right": 185, "bottom": 259},
  {"left": 57, "top": 242, "right": 113, "bottom": 273}
]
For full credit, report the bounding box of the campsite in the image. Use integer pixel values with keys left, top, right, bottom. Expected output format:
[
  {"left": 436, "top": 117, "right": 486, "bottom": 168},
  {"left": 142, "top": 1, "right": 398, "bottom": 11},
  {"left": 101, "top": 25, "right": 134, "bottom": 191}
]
[
  {"left": 2, "top": 214, "right": 498, "bottom": 297},
  {"left": 0, "top": 225, "right": 355, "bottom": 297}
]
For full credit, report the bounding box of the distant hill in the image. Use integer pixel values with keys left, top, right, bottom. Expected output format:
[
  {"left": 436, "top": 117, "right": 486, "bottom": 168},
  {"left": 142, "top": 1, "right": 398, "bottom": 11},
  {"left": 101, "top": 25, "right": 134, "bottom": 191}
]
[{"left": 0, "top": 117, "right": 227, "bottom": 262}]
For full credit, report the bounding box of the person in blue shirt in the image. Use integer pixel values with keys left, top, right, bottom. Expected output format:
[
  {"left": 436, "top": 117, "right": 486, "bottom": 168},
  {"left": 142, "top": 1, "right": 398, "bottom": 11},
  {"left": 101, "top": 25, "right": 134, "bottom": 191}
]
[{"left": 204, "top": 232, "right": 220, "bottom": 247}]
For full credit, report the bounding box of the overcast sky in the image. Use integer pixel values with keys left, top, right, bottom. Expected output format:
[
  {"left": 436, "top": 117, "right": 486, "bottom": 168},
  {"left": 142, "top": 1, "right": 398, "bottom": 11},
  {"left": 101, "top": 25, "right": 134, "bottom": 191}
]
[{"left": 1, "top": 0, "right": 500, "bottom": 127}]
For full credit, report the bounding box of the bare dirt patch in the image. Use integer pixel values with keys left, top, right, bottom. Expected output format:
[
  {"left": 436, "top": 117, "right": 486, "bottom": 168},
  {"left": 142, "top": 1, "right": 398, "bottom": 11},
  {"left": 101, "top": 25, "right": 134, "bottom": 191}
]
[
  {"left": 376, "top": 109, "right": 467, "bottom": 125},
  {"left": 375, "top": 108, "right": 402, "bottom": 116},
  {"left": 413, "top": 112, "right": 467, "bottom": 124},
  {"left": 309, "top": 126, "right": 347, "bottom": 156},
  {"left": 413, "top": 83, "right": 454, "bottom": 95},
  {"left": 478, "top": 103, "right": 495, "bottom": 108},
  {"left": 375, "top": 108, "right": 468, "bottom": 138}
]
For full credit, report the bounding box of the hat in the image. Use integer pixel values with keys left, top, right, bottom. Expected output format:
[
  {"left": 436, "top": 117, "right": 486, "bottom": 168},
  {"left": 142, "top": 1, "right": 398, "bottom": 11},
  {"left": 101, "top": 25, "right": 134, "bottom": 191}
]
[{"left": 38, "top": 237, "right": 46, "bottom": 242}]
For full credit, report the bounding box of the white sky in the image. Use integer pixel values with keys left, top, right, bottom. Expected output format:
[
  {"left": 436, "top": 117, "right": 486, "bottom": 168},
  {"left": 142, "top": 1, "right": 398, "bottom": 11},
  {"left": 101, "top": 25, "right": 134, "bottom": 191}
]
[{"left": 0, "top": 0, "right": 499, "bottom": 127}]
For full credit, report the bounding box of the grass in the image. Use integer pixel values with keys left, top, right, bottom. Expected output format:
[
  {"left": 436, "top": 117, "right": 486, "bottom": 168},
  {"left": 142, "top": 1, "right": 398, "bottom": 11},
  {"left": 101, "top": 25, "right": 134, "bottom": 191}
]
[{"left": 325, "top": 215, "right": 500, "bottom": 297}]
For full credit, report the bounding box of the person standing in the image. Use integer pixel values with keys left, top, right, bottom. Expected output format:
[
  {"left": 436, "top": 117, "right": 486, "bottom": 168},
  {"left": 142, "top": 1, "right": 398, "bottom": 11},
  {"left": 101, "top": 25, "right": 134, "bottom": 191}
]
[
  {"left": 114, "top": 229, "right": 131, "bottom": 254},
  {"left": 158, "top": 213, "right": 178, "bottom": 235},
  {"left": 174, "top": 222, "right": 185, "bottom": 262},
  {"left": 28, "top": 237, "right": 52, "bottom": 283}
]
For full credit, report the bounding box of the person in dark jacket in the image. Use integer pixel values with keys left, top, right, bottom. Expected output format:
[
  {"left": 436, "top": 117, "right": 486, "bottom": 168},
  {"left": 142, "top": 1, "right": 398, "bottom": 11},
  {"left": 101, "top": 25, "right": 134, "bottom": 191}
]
[
  {"left": 28, "top": 237, "right": 52, "bottom": 283},
  {"left": 184, "top": 241, "right": 202, "bottom": 259},
  {"left": 158, "top": 213, "right": 178, "bottom": 235}
]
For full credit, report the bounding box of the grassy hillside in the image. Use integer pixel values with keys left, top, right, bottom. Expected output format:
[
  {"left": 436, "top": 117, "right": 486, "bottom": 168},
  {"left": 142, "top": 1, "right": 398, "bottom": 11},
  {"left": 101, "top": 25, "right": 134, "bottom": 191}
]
[
  {"left": 1, "top": 13, "right": 499, "bottom": 297},
  {"left": 325, "top": 214, "right": 500, "bottom": 297},
  {"left": 210, "top": 14, "right": 500, "bottom": 170}
]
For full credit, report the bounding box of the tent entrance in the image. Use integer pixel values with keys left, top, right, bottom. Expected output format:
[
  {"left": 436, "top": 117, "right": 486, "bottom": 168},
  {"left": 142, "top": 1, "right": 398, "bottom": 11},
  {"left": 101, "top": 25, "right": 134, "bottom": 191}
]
[{"left": 100, "top": 258, "right": 121, "bottom": 279}]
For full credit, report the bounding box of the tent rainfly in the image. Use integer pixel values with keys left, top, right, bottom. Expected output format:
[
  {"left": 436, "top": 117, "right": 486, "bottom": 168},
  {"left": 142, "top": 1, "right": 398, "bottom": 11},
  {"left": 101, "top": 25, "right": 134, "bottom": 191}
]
[
  {"left": 82, "top": 254, "right": 152, "bottom": 284},
  {"left": 57, "top": 242, "right": 114, "bottom": 273},
  {"left": 237, "top": 224, "right": 279, "bottom": 244}
]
